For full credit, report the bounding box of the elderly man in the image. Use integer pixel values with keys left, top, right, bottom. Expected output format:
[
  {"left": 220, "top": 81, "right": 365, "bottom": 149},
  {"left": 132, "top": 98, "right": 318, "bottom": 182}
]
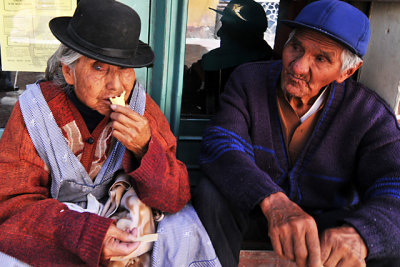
[
  {"left": 0, "top": 0, "right": 191, "bottom": 266},
  {"left": 193, "top": 0, "right": 400, "bottom": 266}
]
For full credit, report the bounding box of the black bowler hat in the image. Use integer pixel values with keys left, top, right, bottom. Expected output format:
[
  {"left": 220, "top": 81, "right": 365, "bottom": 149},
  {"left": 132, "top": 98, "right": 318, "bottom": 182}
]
[{"left": 49, "top": 0, "right": 154, "bottom": 68}]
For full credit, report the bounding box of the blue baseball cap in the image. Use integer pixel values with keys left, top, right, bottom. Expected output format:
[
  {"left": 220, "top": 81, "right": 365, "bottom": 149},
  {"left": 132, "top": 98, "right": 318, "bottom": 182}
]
[{"left": 281, "top": 0, "right": 370, "bottom": 57}]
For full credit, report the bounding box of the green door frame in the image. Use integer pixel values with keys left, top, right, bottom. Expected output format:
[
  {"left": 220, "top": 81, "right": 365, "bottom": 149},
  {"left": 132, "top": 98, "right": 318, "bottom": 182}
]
[
  {"left": 118, "top": 1, "right": 151, "bottom": 89},
  {"left": 147, "top": 0, "right": 189, "bottom": 135}
]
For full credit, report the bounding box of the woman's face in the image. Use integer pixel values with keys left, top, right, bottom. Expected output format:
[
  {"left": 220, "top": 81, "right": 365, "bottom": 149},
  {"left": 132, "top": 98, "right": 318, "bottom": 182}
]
[{"left": 62, "top": 56, "right": 136, "bottom": 115}]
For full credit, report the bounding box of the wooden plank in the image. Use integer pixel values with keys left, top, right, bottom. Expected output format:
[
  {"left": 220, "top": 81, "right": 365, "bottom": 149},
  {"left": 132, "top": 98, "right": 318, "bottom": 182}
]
[{"left": 239, "top": 250, "right": 296, "bottom": 267}]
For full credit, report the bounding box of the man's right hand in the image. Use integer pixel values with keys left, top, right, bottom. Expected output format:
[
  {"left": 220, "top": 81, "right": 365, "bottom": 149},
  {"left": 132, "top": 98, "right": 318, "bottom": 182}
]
[
  {"left": 101, "top": 224, "right": 140, "bottom": 261},
  {"left": 260, "top": 192, "right": 322, "bottom": 267}
]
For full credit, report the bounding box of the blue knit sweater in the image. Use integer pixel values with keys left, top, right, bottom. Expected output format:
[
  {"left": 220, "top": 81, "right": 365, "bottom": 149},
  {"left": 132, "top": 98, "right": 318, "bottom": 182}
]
[{"left": 200, "top": 60, "right": 400, "bottom": 259}]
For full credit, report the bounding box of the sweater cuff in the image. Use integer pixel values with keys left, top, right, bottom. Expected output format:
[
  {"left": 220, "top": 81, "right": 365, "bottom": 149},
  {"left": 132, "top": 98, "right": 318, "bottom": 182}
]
[
  {"left": 248, "top": 180, "right": 283, "bottom": 211},
  {"left": 123, "top": 136, "right": 165, "bottom": 182},
  {"left": 344, "top": 214, "right": 384, "bottom": 259},
  {"left": 79, "top": 214, "right": 114, "bottom": 266},
  {"left": 58, "top": 210, "right": 114, "bottom": 266}
]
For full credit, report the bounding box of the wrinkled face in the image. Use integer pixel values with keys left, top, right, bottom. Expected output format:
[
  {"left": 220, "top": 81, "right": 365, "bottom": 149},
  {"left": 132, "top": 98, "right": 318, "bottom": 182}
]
[
  {"left": 62, "top": 56, "right": 135, "bottom": 115},
  {"left": 281, "top": 29, "right": 347, "bottom": 101}
]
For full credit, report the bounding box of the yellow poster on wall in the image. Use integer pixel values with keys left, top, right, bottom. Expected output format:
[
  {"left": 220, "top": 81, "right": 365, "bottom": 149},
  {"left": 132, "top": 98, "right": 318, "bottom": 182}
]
[{"left": 0, "top": 0, "right": 76, "bottom": 72}]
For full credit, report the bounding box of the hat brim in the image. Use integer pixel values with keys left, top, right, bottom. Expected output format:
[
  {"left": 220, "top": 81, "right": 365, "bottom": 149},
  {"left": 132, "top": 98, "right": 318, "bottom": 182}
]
[
  {"left": 209, "top": 7, "right": 224, "bottom": 16},
  {"left": 49, "top": 17, "right": 154, "bottom": 68},
  {"left": 281, "top": 20, "right": 361, "bottom": 57}
]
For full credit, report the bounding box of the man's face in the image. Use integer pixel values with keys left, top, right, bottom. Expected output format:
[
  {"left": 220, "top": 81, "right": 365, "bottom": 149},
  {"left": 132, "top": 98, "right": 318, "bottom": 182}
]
[
  {"left": 62, "top": 56, "right": 135, "bottom": 116},
  {"left": 281, "top": 29, "right": 345, "bottom": 101}
]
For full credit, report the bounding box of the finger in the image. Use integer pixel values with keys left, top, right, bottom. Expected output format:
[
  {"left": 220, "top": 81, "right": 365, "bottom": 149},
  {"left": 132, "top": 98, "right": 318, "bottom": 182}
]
[
  {"left": 105, "top": 237, "right": 140, "bottom": 257},
  {"left": 293, "top": 234, "right": 308, "bottom": 267},
  {"left": 127, "top": 227, "right": 138, "bottom": 236},
  {"left": 269, "top": 231, "right": 284, "bottom": 258},
  {"left": 111, "top": 114, "right": 149, "bottom": 138},
  {"left": 305, "top": 231, "right": 322, "bottom": 267},
  {"left": 110, "top": 104, "right": 143, "bottom": 121},
  {"left": 108, "top": 225, "right": 137, "bottom": 242},
  {"left": 111, "top": 119, "right": 137, "bottom": 136},
  {"left": 323, "top": 247, "right": 341, "bottom": 267},
  {"left": 336, "top": 259, "right": 348, "bottom": 267},
  {"left": 110, "top": 104, "right": 129, "bottom": 113},
  {"left": 112, "top": 126, "right": 148, "bottom": 145},
  {"left": 112, "top": 128, "right": 124, "bottom": 139},
  {"left": 320, "top": 235, "right": 332, "bottom": 264},
  {"left": 280, "top": 232, "right": 295, "bottom": 261},
  {"left": 110, "top": 109, "right": 146, "bottom": 132},
  {"left": 110, "top": 112, "right": 142, "bottom": 128},
  {"left": 336, "top": 259, "right": 345, "bottom": 267},
  {"left": 335, "top": 250, "right": 367, "bottom": 267},
  {"left": 113, "top": 129, "right": 149, "bottom": 156},
  {"left": 111, "top": 239, "right": 140, "bottom": 256},
  {"left": 337, "top": 258, "right": 366, "bottom": 267}
]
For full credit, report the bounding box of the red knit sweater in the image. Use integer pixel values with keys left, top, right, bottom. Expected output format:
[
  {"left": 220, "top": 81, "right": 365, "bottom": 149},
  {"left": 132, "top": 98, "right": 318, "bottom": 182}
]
[{"left": 0, "top": 81, "right": 190, "bottom": 266}]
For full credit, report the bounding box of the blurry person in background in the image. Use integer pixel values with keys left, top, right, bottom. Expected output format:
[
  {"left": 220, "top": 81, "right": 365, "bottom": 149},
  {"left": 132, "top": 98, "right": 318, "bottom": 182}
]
[{"left": 182, "top": 0, "right": 275, "bottom": 114}]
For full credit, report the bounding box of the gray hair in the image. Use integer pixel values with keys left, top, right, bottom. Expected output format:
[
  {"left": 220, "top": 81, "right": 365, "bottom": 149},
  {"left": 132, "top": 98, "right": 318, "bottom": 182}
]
[
  {"left": 44, "top": 44, "right": 82, "bottom": 90},
  {"left": 285, "top": 29, "right": 363, "bottom": 74},
  {"left": 340, "top": 48, "right": 362, "bottom": 73}
]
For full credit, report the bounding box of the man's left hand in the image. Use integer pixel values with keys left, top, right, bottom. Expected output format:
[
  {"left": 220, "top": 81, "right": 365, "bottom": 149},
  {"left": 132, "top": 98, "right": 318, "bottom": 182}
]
[
  {"left": 320, "top": 226, "right": 367, "bottom": 267},
  {"left": 110, "top": 104, "right": 151, "bottom": 159}
]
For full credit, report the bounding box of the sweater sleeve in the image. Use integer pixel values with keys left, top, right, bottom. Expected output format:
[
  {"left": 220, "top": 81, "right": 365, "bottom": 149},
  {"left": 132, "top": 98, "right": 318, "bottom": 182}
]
[
  {"left": 122, "top": 95, "right": 190, "bottom": 213},
  {"left": 0, "top": 103, "right": 114, "bottom": 267},
  {"left": 200, "top": 70, "right": 284, "bottom": 211},
  {"left": 342, "top": 99, "right": 400, "bottom": 259}
]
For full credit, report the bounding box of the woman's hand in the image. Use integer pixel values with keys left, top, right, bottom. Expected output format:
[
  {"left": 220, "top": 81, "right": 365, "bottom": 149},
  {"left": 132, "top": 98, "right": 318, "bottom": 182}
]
[
  {"left": 101, "top": 225, "right": 139, "bottom": 261},
  {"left": 110, "top": 104, "right": 151, "bottom": 159}
]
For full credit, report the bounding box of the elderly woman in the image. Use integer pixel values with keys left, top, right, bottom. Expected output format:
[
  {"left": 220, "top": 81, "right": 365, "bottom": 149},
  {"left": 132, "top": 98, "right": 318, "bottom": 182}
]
[{"left": 0, "top": 0, "right": 191, "bottom": 266}]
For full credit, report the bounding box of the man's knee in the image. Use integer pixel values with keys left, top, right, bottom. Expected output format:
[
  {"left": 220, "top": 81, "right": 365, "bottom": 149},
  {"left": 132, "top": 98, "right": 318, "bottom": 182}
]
[
  {"left": 192, "top": 176, "right": 248, "bottom": 266},
  {"left": 192, "top": 176, "right": 229, "bottom": 218},
  {"left": 192, "top": 175, "right": 250, "bottom": 235}
]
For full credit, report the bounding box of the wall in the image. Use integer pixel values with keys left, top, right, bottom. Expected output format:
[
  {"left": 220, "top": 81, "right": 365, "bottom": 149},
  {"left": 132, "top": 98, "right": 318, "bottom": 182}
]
[
  {"left": 187, "top": 0, "right": 218, "bottom": 28},
  {"left": 358, "top": 1, "right": 400, "bottom": 115}
]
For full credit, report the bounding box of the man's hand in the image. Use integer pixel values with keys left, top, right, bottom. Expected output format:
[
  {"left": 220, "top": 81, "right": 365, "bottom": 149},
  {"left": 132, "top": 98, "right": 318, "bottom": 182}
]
[
  {"left": 101, "top": 224, "right": 140, "bottom": 261},
  {"left": 320, "top": 226, "right": 367, "bottom": 267},
  {"left": 110, "top": 104, "right": 151, "bottom": 159},
  {"left": 260, "top": 192, "right": 322, "bottom": 267}
]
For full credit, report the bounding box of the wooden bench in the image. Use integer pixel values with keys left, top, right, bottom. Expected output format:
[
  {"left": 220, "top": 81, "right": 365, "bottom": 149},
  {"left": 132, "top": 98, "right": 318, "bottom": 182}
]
[{"left": 239, "top": 250, "right": 296, "bottom": 267}]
